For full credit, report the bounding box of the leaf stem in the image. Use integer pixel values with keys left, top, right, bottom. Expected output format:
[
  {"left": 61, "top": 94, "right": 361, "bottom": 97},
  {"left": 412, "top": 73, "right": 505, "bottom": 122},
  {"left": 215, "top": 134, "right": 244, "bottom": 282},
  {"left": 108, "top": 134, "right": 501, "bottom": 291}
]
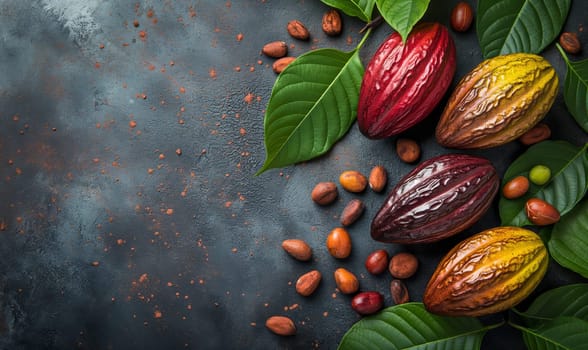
[
  {"left": 355, "top": 26, "right": 372, "bottom": 51},
  {"left": 359, "top": 15, "right": 383, "bottom": 34},
  {"left": 555, "top": 43, "right": 571, "bottom": 66}
]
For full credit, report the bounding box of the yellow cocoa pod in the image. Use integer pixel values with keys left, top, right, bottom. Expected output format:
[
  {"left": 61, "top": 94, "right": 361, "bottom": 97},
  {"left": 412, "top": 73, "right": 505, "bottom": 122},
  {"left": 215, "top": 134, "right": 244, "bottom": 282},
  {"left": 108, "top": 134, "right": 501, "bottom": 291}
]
[
  {"left": 423, "top": 226, "right": 548, "bottom": 317},
  {"left": 436, "top": 53, "right": 558, "bottom": 149}
]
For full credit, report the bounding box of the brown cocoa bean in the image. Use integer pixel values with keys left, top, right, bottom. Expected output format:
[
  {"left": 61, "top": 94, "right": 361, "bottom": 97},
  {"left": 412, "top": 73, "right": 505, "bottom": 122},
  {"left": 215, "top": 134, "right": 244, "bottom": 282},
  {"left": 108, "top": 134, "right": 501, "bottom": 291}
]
[
  {"left": 340, "top": 199, "right": 365, "bottom": 226},
  {"left": 502, "top": 175, "right": 530, "bottom": 200},
  {"left": 339, "top": 170, "right": 368, "bottom": 193},
  {"left": 351, "top": 291, "right": 384, "bottom": 315},
  {"left": 311, "top": 181, "right": 338, "bottom": 205},
  {"left": 326, "top": 227, "right": 352, "bottom": 259},
  {"left": 265, "top": 315, "right": 296, "bottom": 336},
  {"left": 262, "top": 40, "right": 288, "bottom": 58},
  {"left": 281, "top": 239, "right": 312, "bottom": 261},
  {"left": 287, "top": 20, "right": 310, "bottom": 40},
  {"left": 295, "top": 270, "right": 322, "bottom": 296},
  {"left": 368, "top": 165, "right": 387, "bottom": 193},
  {"left": 559, "top": 32, "right": 581, "bottom": 55},
  {"left": 518, "top": 123, "right": 552, "bottom": 146},
  {"left": 365, "top": 249, "right": 389, "bottom": 275},
  {"left": 525, "top": 198, "right": 561, "bottom": 226},
  {"left": 396, "top": 138, "right": 420, "bottom": 163},
  {"left": 450, "top": 2, "right": 474, "bottom": 32},
  {"left": 322, "top": 9, "right": 342, "bottom": 36},
  {"left": 389, "top": 252, "right": 418, "bottom": 279},
  {"left": 334, "top": 267, "right": 359, "bottom": 294},
  {"left": 390, "top": 279, "right": 410, "bottom": 305},
  {"left": 272, "top": 56, "right": 296, "bottom": 74}
]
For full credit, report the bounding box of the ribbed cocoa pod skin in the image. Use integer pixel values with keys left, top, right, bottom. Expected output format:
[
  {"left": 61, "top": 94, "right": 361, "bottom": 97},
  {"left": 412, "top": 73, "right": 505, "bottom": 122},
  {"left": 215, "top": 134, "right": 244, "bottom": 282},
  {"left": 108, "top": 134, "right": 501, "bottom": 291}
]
[
  {"left": 424, "top": 226, "right": 548, "bottom": 317},
  {"left": 371, "top": 154, "right": 499, "bottom": 244},
  {"left": 436, "top": 53, "right": 558, "bottom": 149},
  {"left": 357, "top": 22, "right": 456, "bottom": 139}
]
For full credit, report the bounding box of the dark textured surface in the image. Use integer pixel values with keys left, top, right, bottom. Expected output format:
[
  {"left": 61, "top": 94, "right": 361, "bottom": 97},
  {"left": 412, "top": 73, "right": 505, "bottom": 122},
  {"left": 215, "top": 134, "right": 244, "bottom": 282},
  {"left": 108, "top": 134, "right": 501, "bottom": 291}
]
[{"left": 0, "top": 1, "right": 586, "bottom": 349}]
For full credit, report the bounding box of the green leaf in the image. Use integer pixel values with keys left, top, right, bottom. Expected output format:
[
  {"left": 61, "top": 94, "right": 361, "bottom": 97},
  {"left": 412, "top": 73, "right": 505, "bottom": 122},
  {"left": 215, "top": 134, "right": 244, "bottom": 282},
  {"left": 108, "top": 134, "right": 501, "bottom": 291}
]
[
  {"left": 337, "top": 303, "right": 492, "bottom": 350},
  {"left": 375, "top": 0, "right": 431, "bottom": 43},
  {"left": 477, "top": 0, "right": 571, "bottom": 58},
  {"left": 256, "top": 48, "right": 364, "bottom": 175},
  {"left": 320, "top": 0, "right": 376, "bottom": 22},
  {"left": 556, "top": 44, "right": 588, "bottom": 133},
  {"left": 548, "top": 199, "right": 588, "bottom": 278},
  {"left": 522, "top": 284, "right": 588, "bottom": 322},
  {"left": 499, "top": 141, "right": 588, "bottom": 227},
  {"left": 518, "top": 317, "right": 588, "bottom": 350}
]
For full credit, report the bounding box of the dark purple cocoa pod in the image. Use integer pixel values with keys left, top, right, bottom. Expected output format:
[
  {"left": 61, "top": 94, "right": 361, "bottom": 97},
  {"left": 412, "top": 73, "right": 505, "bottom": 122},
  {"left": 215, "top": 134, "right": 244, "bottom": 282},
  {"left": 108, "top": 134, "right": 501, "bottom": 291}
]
[
  {"left": 371, "top": 154, "right": 499, "bottom": 244},
  {"left": 357, "top": 22, "right": 456, "bottom": 139}
]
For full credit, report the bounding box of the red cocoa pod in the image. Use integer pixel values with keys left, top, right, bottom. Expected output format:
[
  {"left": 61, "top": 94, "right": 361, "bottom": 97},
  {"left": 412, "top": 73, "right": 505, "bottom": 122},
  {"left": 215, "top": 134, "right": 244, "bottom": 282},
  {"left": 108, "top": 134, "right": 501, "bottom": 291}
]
[
  {"left": 357, "top": 22, "right": 456, "bottom": 139},
  {"left": 371, "top": 154, "right": 499, "bottom": 244}
]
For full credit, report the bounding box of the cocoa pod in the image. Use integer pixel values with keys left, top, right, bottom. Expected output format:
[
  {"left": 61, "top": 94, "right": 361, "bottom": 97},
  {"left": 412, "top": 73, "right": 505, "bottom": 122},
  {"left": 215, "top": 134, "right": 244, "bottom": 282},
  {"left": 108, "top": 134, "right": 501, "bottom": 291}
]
[
  {"left": 371, "top": 154, "right": 499, "bottom": 244},
  {"left": 424, "top": 226, "right": 548, "bottom": 317},
  {"left": 436, "top": 53, "right": 558, "bottom": 149},
  {"left": 357, "top": 22, "right": 456, "bottom": 139}
]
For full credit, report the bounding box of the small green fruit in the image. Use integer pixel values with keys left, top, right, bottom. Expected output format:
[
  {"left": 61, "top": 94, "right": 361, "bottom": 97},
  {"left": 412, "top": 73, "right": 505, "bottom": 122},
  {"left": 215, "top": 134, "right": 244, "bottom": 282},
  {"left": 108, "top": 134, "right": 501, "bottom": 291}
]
[{"left": 529, "top": 165, "right": 551, "bottom": 185}]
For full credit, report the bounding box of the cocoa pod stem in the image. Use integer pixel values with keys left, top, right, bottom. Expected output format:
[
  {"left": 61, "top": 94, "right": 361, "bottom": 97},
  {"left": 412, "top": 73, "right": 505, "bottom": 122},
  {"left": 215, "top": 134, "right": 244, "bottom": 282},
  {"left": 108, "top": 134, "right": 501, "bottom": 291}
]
[{"left": 359, "top": 15, "right": 383, "bottom": 34}]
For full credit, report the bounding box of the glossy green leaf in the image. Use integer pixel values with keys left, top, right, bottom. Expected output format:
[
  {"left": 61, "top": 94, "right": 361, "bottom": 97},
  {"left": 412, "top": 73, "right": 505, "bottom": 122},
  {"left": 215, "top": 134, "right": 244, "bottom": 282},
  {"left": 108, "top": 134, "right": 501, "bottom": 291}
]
[
  {"left": 519, "top": 317, "right": 588, "bottom": 350},
  {"left": 320, "top": 0, "right": 376, "bottom": 22},
  {"left": 337, "top": 303, "right": 491, "bottom": 350},
  {"left": 548, "top": 199, "right": 588, "bottom": 278},
  {"left": 522, "top": 284, "right": 588, "bottom": 322},
  {"left": 557, "top": 44, "right": 588, "bottom": 133},
  {"left": 375, "top": 0, "right": 431, "bottom": 43},
  {"left": 256, "top": 48, "right": 364, "bottom": 175},
  {"left": 477, "top": 0, "right": 571, "bottom": 58},
  {"left": 499, "top": 141, "right": 588, "bottom": 227}
]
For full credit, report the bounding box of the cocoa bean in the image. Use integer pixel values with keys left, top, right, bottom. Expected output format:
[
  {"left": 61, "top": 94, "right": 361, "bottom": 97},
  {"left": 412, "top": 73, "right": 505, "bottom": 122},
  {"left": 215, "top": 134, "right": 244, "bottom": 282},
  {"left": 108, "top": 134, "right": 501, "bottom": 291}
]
[
  {"left": 322, "top": 9, "right": 342, "bottom": 36},
  {"left": 450, "top": 2, "right": 474, "bottom": 32},
  {"left": 287, "top": 20, "right": 310, "bottom": 40},
  {"left": 340, "top": 199, "right": 365, "bottom": 226},
  {"left": 262, "top": 41, "right": 288, "bottom": 58},
  {"left": 559, "top": 32, "right": 581, "bottom": 54},
  {"left": 525, "top": 198, "right": 560, "bottom": 226},
  {"left": 311, "top": 181, "right": 338, "bottom": 206},
  {"left": 389, "top": 252, "right": 418, "bottom": 279},
  {"left": 390, "top": 279, "right": 410, "bottom": 305},
  {"left": 368, "top": 165, "right": 387, "bottom": 192},
  {"left": 351, "top": 291, "right": 384, "bottom": 315},
  {"left": 265, "top": 316, "right": 296, "bottom": 336}
]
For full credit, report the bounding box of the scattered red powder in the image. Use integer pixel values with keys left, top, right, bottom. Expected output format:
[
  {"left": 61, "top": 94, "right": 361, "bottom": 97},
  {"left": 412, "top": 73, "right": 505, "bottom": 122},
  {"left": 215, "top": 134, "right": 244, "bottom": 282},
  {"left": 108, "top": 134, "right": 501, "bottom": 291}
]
[{"left": 244, "top": 93, "right": 254, "bottom": 104}]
